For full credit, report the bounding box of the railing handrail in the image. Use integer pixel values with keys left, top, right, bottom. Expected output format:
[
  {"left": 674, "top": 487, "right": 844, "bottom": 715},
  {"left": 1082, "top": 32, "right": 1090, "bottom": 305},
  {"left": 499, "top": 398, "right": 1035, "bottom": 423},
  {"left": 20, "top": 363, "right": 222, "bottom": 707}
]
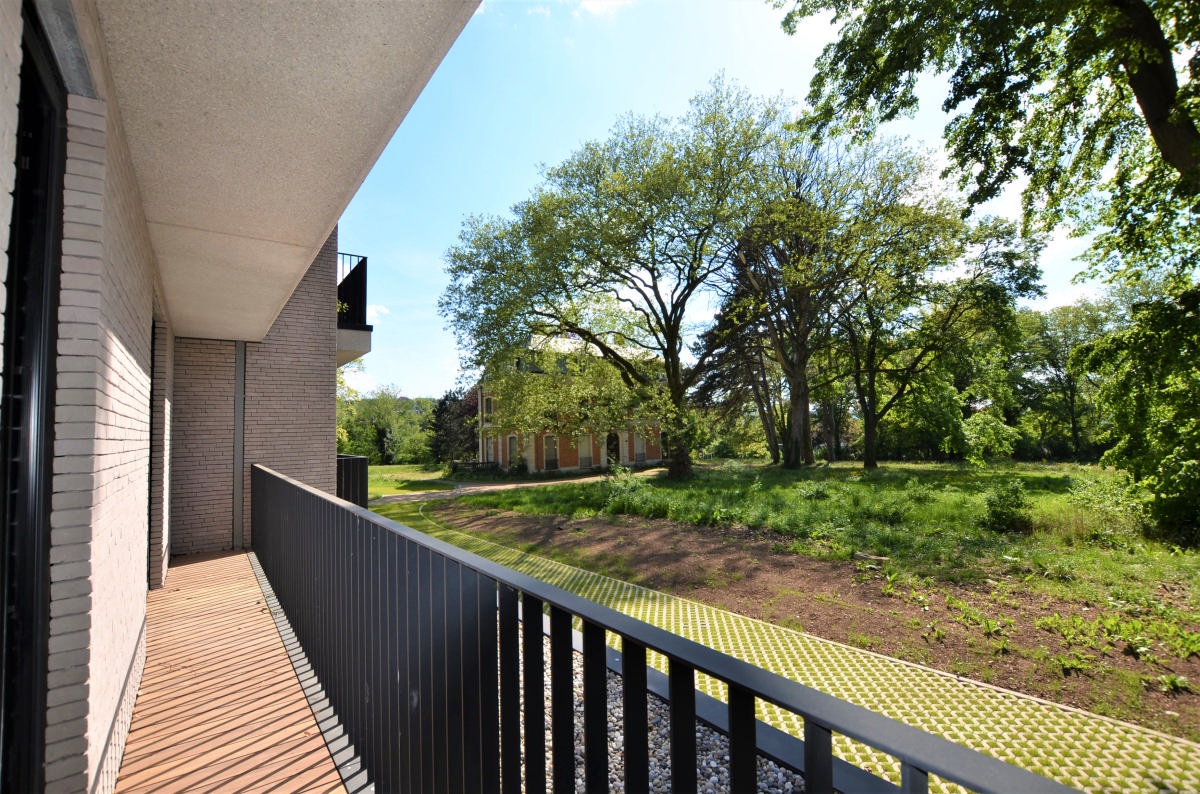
[
  {"left": 252, "top": 464, "right": 1074, "bottom": 794},
  {"left": 337, "top": 252, "right": 366, "bottom": 285}
]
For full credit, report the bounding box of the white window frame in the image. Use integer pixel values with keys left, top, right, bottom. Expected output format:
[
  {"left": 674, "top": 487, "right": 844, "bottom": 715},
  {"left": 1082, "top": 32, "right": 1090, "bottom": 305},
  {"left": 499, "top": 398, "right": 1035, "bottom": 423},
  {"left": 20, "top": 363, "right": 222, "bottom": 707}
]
[{"left": 578, "top": 433, "right": 592, "bottom": 469}]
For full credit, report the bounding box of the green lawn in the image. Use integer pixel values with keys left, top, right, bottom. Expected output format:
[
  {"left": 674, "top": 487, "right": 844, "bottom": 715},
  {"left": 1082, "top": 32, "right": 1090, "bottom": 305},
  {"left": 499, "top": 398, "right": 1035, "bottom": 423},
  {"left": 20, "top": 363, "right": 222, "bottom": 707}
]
[
  {"left": 367, "top": 464, "right": 454, "bottom": 500},
  {"left": 447, "top": 460, "right": 1200, "bottom": 618}
]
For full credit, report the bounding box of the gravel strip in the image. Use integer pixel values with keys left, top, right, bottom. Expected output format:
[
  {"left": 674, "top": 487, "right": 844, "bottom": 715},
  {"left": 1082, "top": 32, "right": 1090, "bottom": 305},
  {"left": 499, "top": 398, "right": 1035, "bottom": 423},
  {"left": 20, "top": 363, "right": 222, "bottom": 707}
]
[{"left": 523, "top": 634, "right": 809, "bottom": 793}]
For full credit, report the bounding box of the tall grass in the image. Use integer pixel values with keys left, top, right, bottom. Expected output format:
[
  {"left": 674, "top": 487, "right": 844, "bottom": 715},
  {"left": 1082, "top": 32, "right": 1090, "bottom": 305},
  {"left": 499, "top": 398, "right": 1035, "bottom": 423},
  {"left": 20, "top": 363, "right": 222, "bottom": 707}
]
[{"left": 455, "top": 461, "right": 1200, "bottom": 609}]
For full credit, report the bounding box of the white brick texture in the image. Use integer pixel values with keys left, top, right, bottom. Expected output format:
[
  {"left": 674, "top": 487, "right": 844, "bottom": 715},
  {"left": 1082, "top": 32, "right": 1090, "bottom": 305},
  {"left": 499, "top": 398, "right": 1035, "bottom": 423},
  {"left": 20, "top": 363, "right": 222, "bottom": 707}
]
[
  {"left": 170, "top": 338, "right": 236, "bottom": 554},
  {"left": 45, "top": 90, "right": 160, "bottom": 794},
  {"left": 0, "top": 0, "right": 21, "bottom": 378},
  {"left": 242, "top": 229, "right": 338, "bottom": 540},
  {"left": 172, "top": 231, "right": 338, "bottom": 551}
]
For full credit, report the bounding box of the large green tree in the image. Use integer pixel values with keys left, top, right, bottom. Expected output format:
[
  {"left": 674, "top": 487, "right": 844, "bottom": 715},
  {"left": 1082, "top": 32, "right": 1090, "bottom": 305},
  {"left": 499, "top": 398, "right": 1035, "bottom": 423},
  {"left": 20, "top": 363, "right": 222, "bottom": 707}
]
[
  {"left": 428, "top": 387, "right": 478, "bottom": 464},
  {"left": 338, "top": 387, "right": 435, "bottom": 465},
  {"left": 1075, "top": 287, "right": 1200, "bottom": 542},
  {"left": 692, "top": 297, "right": 787, "bottom": 464},
  {"left": 1014, "top": 302, "right": 1113, "bottom": 459},
  {"left": 835, "top": 216, "right": 1042, "bottom": 468},
  {"left": 441, "top": 80, "right": 780, "bottom": 477},
  {"left": 724, "top": 135, "right": 948, "bottom": 467},
  {"left": 775, "top": 0, "right": 1200, "bottom": 280}
]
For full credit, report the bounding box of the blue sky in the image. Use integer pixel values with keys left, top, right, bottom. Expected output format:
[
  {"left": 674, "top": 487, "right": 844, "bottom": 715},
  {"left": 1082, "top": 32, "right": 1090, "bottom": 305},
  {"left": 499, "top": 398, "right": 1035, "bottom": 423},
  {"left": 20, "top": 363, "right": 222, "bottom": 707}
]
[{"left": 337, "top": 0, "right": 1095, "bottom": 397}]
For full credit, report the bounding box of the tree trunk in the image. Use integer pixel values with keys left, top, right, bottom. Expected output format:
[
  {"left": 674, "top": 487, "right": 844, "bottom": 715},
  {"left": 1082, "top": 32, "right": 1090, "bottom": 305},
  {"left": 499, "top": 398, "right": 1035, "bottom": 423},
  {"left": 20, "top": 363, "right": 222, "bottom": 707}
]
[
  {"left": 782, "top": 364, "right": 815, "bottom": 468},
  {"left": 1067, "top": 380, "right": 1082, "bottom": 459},
  {"left": 799, "top": 377, "right": 814, "bottom": 466},
  {"left": 749, "top": 365, "right": 780, "bottom": 464},
  {"left": 665, "top": 403, "right": 694, "bottom": 479},
  {"left": 821, "top": 401, "right": 839, "bottom": 462},
  {"left": 667, "top": 441, "right": 692, "bottom": 478},
  {"left": 862, "top": 412, "right": 879, "bottom": 469}
]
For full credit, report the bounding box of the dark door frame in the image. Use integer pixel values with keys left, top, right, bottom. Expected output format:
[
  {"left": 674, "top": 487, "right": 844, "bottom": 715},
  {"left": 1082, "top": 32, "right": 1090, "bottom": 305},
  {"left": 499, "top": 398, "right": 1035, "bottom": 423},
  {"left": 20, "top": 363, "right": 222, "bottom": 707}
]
[{"left": 1, "top": 5, "right": 66, "bottom": 790}]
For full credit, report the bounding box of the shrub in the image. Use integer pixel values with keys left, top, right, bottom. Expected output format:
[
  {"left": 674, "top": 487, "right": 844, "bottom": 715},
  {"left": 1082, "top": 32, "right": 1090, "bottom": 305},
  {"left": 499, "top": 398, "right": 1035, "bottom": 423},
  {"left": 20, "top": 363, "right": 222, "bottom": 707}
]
[
  {"left": 795, "top": 481, "right": 833, "bottom": 500},
  {"left": 979, "top": 481, "right": 1034, "bottom": 534},
  {"left": 1068, "top": 473, "right": 1151, "bottom": 544}
]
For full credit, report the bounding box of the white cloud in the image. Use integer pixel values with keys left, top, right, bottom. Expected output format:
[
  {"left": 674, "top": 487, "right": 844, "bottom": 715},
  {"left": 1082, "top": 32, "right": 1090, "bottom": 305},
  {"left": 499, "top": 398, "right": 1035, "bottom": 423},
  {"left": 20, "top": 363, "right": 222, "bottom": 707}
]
[
  {"left": 527, "top": 4, "right": 551, "bottom": 16},
  {"left": 366, "top": 304, "right": 391, "bottom": 325},
  {"left": 576, "top": 0, "right": 636, "bottom": 17}
]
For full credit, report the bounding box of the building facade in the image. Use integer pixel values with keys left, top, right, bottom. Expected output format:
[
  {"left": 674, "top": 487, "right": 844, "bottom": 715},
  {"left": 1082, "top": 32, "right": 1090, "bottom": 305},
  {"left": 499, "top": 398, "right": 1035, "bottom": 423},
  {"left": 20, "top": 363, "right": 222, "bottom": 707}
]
[
  {"left": 0, "top": 1, "right": 477, "bottom": 791},
  {"left": 478, "top": 390, "right": 666, "bottom": 474}
]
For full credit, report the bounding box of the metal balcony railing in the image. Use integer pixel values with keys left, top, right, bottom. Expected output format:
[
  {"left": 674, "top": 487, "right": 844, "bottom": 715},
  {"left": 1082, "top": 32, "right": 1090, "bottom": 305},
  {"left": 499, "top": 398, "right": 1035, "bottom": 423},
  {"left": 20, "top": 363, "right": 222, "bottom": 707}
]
[
  {"left": 251, "top": 465, "right": 1075, "bottom": 794},
  {"left": 337, "top": 252, "right": 370, "bottom": 330},
  {"left": 335, "top": 454, "right": 368, "bottom": 507}
]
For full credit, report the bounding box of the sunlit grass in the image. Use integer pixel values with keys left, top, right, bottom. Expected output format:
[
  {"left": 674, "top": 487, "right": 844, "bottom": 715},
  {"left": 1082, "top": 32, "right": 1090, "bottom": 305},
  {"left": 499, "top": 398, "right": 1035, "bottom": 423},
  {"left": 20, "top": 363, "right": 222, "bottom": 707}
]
[
  {"left": 367, "top": 464, "right": 453, "bottom": 500},
  {"left": 450, "top": 460, "right": 1200, "bottom": 616}
]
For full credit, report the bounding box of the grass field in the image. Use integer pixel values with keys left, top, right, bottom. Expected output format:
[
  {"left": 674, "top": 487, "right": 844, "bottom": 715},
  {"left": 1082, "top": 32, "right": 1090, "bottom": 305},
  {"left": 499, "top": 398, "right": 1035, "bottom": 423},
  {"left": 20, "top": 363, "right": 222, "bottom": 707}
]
[
  {"left": 371, "top": 460, "right": 1200, "bottom": 738},
  {"left": 366, "top": 464, "right": 453, "bottom": 500},
  {"left": 447, "top": 460, "right": 1199, "bottom": 633}
]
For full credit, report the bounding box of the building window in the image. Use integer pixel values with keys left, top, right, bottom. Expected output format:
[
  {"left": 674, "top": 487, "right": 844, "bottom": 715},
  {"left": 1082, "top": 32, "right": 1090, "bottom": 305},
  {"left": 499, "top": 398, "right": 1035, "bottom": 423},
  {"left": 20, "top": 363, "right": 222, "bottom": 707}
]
[
  {"left": 544, "top": 435, "right": 558, "bottom": 470},
  {"left": 483, "top": 396, "right": 493, "bottom": 422},
  {"left": 578, "top": 433, "right": 592, "bottom": 469},
  {"left": 507, "top": 435, "right": 520, "bottom": 469},
  {"left": 634, "top": 433, "right": 646, "bottom": 463}
]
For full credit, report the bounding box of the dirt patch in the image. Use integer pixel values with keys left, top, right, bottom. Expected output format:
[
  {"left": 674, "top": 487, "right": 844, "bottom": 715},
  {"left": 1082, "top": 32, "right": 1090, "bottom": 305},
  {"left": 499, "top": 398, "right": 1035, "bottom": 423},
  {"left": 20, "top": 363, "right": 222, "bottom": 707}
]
[{"left": 431, "top": 501, "right": 1200, "bottom": 743}]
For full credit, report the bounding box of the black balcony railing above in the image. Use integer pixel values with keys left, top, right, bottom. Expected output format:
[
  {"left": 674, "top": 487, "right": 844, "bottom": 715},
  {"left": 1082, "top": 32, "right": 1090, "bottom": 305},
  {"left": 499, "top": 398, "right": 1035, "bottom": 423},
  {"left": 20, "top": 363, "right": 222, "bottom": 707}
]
[
  {"left": 335, "top": 454, "right": 368, "bottom": 507},
  {"left": 251, "top": 465, "right": 1077, "bottom": 794},
  {"left": 337, "top": 253, "right": 370, "bottom": 330}
]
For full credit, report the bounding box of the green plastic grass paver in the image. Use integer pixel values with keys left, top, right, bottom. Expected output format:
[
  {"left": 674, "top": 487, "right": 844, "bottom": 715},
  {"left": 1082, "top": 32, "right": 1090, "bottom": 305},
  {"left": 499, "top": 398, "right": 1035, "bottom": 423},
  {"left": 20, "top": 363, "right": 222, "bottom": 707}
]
[{"left": 413, "top": 511, "right": 1200, "bottom": 794}]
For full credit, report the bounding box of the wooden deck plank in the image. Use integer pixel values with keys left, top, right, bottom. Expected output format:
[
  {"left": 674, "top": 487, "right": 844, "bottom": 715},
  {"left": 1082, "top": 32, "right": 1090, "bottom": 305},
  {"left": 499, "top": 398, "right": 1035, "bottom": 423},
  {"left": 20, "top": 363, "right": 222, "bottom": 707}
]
[{"left": 116, "top": 552, "right": 345, "bottom": 794}]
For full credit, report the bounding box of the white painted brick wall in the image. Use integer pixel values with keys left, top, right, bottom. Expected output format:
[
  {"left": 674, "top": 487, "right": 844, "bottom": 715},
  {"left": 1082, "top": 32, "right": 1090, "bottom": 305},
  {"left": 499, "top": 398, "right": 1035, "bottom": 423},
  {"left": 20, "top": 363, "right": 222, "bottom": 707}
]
[
  {"left": 0, "top": 0, "right": 21, "bottom": 377},
  {"left": 242, "top": 230, "right": 338, "bottom": 542},
  {"left": 170, "top": 338, "right": 236, "bottom": 554},
  {"left": 148, "top": 312, "right": 172, "bottom": 589},
  {"left": 45, "top": 90, "right": 158, "bottom": 794}
]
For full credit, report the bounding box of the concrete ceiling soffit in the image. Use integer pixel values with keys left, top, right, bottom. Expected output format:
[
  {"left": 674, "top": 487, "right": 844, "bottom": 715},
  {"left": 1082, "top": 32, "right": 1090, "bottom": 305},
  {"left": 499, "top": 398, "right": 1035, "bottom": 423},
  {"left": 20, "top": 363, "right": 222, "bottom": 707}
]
[{"left": 92, "top": 0, "right": 479, "bottom": 340}]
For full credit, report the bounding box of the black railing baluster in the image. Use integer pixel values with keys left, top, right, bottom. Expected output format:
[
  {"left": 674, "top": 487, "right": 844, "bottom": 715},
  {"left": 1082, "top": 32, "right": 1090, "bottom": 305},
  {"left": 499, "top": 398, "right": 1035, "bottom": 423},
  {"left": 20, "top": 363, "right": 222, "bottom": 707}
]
[
  {"left": 804, "top": 719, "right": 834, "bottom": 794},
  {"left": 622, "top": 639, "right": 649, "bottom": 792},
  {"left": 522, "top": 595, "right": 546, "bottom": 793},
  {"left": 417, "top": 544, "right": 434, "bottom": 793},
  {"left": 729, "top": 684, "right": 756, "bottom": 791},
  {"left": 384, "top": 531, "right": 401, "bottom": 791},
  {"left": 361, "top": 521, "right": 377, "bottom": 779},
  {"left": 251, "top": 466, "right": 1080, "bottom": 794},
  {"left": 336, "top": 503, "right": 351, "bottom": 757},
  {"left": 460, "top": 568, "right": 481, "bottom": 792},
  {"left": 902, "top": 763, "right": 929, "bottom": 794},
  {"left": 433, "top": 555, "right": 450, "bottom": 792},
  {"left": 550, "top": 606, "right": 575, "bottom": 794},
  {"left": 477, "top": 575, "right": 500, "bottom": 794},
  {"left": 446, "top": 561, "right": 465, "bottom": 794},
  {"left": 582, "top": 621, "right": 608, "bottom": 793},
  {"left": 404, "top": 537, "right": 421, "bottom": 793},
  {"left": 498, "top": 586, "right": 521, "bottom": 794},
  {"left": 669, "top": 660, "right": 697, "bottom": 794},
  {"left": 356, "top": 511, "right": 367, "bottom": 766}
]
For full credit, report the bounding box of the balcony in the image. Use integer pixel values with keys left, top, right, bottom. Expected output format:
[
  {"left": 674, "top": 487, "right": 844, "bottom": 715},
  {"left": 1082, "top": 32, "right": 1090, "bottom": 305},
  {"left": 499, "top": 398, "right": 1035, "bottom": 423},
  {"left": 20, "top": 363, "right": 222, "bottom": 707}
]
[
  {"left": 337, "top": 253, "right": 373, "bottom": 366},
  {"left": 113, "top": 465, "right": 1084, "bottom": 793}
]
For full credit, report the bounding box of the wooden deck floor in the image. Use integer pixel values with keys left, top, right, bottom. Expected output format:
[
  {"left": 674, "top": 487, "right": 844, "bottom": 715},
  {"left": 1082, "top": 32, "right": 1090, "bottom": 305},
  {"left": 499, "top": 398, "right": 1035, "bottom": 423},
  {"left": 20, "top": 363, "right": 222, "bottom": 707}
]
[{"left": 115, "top": 552, "right": 345, "bottom": 793}]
